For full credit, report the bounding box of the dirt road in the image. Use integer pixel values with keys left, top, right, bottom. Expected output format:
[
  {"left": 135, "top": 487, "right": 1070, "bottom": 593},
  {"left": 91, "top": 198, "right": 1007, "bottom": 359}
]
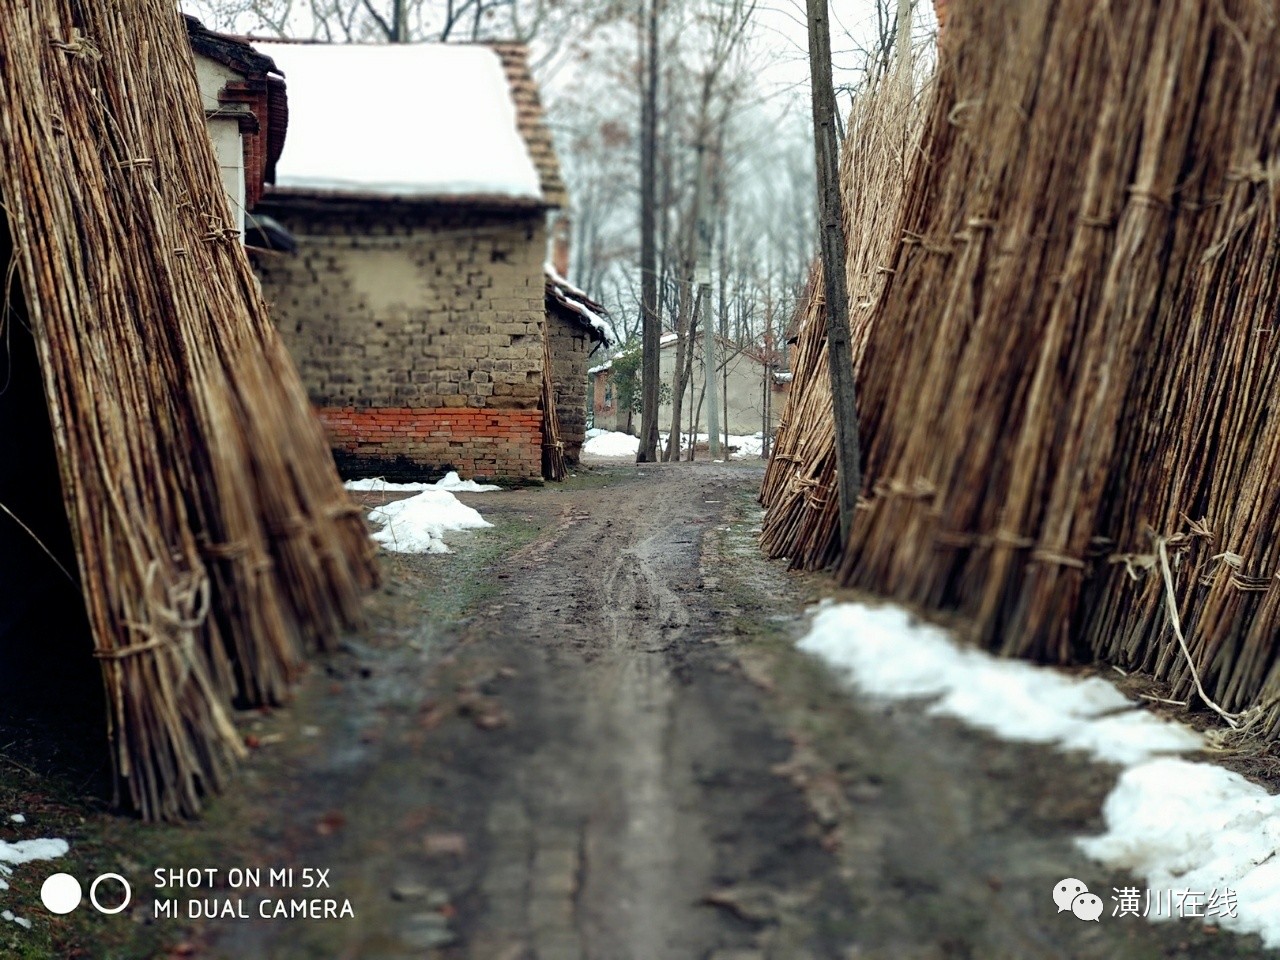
[{"left": 183, "top": 461, "right": 1272, "bottom": 959}]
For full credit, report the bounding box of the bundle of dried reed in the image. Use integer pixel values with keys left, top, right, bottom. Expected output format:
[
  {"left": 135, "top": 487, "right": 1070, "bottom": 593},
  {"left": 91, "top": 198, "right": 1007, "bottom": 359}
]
[
  {"left": 0, "top": 0, "right": 378, "bottom": 818},
  {"left": 759, "top": 56, "right": 925, "bottom": 569},
  {"left": 824, "top": 0, "right": 1280, "bottom": 736}
]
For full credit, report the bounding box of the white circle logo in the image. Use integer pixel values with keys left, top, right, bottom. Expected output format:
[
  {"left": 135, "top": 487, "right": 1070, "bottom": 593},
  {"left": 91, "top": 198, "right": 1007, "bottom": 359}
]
[
  {"left": 40, "top": 873, "right": 83, "bottom": 914},
  {"left": 89, "top": 873, "right": 132, "bottom": 915}
]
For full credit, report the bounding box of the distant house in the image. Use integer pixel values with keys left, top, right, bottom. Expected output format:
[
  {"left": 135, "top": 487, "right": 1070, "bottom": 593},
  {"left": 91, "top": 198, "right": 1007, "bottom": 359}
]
[
  {"left": 248, "top": 39, "right": 575, "bottom": 483},
  {"left": 186, "top": 17, "right": 290, "bottom": 248},
  {"left": 591, "top": 334, "right": 789, "bottom": 442},
  {"left": 545, "top": 264, "right": 609, "bottom": 462}
]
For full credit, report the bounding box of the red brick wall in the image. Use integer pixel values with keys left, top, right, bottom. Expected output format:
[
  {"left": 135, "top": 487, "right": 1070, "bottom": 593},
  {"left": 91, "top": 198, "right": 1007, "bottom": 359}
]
[
  {"left": 319, "top": 406, "right": 542, "bottom": 482},
  {"left": 221, "top": 80, "right": 270, "bottom": 208}
]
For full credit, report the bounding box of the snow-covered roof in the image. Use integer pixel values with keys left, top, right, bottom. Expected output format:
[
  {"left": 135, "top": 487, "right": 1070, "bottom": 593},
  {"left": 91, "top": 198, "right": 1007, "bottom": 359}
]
[
  {"left": 545, "top": 263, "right": 610, "bottom": 345},
  {"left": 252, "top": 41, "right": 544, "bottom": 203}
]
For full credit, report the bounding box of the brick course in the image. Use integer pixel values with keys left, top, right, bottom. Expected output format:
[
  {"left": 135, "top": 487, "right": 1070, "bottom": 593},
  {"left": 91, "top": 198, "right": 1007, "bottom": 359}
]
[{"left": 320, "top": 406, "right": 542, "bottom": 482}]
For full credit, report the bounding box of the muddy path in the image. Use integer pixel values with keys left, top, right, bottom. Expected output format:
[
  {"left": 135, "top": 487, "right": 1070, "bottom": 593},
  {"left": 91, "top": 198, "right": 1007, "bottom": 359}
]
[{"left": 182, "top": 461, "right": 1272, "bottom": 960}]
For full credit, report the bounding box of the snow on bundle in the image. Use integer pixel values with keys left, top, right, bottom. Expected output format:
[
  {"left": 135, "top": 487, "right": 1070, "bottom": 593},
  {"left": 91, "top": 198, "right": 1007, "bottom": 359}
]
[
  {"left": 252, "top": 41, "right": 542, "bottom": 201},
  {"left": 770, "top": 0, "right": 1280, "bottom": 742},
  {"left": 0, "top": 0, "right": 378, "bottom": 819},
  {"left": 368, "top": 489, "right": 493, "bottom": 554}
]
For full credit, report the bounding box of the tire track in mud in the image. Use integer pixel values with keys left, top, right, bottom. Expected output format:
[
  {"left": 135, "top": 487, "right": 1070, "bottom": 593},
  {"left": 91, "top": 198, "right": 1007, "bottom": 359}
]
[{"left": 463, "top": 463, "right": 839, "bottom": 959}]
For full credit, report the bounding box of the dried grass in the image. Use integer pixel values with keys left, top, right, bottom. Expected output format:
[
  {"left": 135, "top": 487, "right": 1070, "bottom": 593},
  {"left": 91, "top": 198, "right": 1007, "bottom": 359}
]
[
  {"left": 760, "top": 55, "right": 926, "bottom": 569},
  {"left": 0, "top": 0, "right": 379, "bottom": 818},
  {"left": 768, "top": 0, "right": 1280, "bottom": 741}
]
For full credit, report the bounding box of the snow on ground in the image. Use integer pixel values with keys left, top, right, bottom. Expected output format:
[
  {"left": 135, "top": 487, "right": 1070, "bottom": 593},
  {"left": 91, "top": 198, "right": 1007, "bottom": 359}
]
[
  {"left": 1079, "top": 759, "right": 1280, "bottom": 945},
  {"left": 346, "top": 471, "right": 500, "bottom": 494},
  {"left": 367, "top": 488, "right": 492, "bottom": 554},
  {"left": 583, "top": 431, "right": 641, "bottom": 458},
  {"left": 583, "top": 430, "right": 766, "bottom": 460},
  {"left": 0, "top": 835, "right": 69, "bottom": 895},
  {"left": 798, "top": 601, "right": 1280, "bottom": 945},
  {"left": 251, "top": 42, "right": 542, "bottom": 200},
  {"left": 666, "top": 432, "right": 766, "bottom": 459},
  {"left": 729, "top": 434, "right": 764, "bottom": 459}
]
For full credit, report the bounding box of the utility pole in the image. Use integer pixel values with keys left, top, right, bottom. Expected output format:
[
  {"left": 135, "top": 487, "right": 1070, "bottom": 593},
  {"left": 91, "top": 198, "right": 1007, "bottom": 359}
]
[
  {"left": 895, "top": 0, "right": 915, "bottom": 73},
  {"left": 638, "top": 0, "right": 661, "bottom": 462},
  {"left": 697, "top": 137, "right": 721, "bottom": 459},
  {"left": 807, "top": 0, "right": 862, "bottom": 539}
]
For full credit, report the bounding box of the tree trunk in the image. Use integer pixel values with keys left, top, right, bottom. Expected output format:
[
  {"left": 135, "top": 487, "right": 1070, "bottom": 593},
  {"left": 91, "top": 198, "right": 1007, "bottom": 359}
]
[
  {"left": 698, "top": 137, "right": 720, "bottom": 459},
  {"left": 638, "top": 0, "right": 661, "bottom": 462},
  {"left": 664, "top": 275, "right": 696, "bottom": 461},
  {"left": 393, "top": 0, "right": 407, "bottom": 42},
  {"left": 807, "top": 0, "right": 863, "bottom": 540}
]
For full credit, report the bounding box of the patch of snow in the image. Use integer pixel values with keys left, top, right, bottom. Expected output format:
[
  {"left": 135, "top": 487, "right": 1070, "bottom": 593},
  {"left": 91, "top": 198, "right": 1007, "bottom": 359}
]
[
  {"left": 729, "top": 434, "right": 764, "bottom": 459},
  {"left": 798, "top": 603, "right": 1201, "bottom": 766},
  {"left": 346, "top": 471, "right": 500, "bottom": 494},
  {"left": 659, "top": 432, "right": 766, "bottom": 459},
  {"left": 0, "top": 838, "right": 69, "bottom": 870},
  {"left": 0, "top": 836, "right": 70, "bottom": 896},
  {"left": 583, "top": 431, "right": 640, "bottom": 458},
  {"left": 660, "top": 332, "right": 680, "bottom": 346},
  {"left": 434, "top": 472, "right": 501, "bottom": 492},
  {"left": 253, "top": 42, "right": 542, "bottom": 200},
  {"left": 367, "top": 488, "right": 492, "bottom": 554},
  {"left": 797, "top": 601, "right": 1280, "bottom": 943},
  {"left": 8, "top": 814, "right": 24, "bottom": 824},
  {"left": 558, "top": 296, "right": 610, "bottom": 338},
  {"left": 1079, "top": 759, "right": 1280, "bottom": 946},
  {"left": 544, "top": 264, "right": 610, "bottom": 341},
  {"left": 544, "top": 262, "right": 591, "bottom": 301},
  {"left": 2, "top": 909, "right": 32, "bottom": 929},
  {"left": 585, "top": 428, "right": 607, "bottom": 439}
]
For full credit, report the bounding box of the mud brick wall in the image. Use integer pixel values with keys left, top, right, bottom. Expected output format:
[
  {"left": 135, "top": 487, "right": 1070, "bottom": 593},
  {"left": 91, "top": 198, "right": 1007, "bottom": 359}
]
[
  {"left": 545, "top": 313, "right": 594, "bottom": 462},
  {"left": 252, "top": 198, "right": 548, "bottom": 481}
]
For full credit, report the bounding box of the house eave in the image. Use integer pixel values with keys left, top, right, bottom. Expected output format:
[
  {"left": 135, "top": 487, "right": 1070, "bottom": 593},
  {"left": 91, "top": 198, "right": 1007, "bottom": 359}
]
[{"left": 259, "top": 186, "right": 553, "bottom": 215}]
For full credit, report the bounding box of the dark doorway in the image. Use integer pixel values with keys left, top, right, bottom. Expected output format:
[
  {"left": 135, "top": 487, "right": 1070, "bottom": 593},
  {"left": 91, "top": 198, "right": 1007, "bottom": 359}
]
[{"left": 0, "top": 215, "right": 106, "bottom": 786}]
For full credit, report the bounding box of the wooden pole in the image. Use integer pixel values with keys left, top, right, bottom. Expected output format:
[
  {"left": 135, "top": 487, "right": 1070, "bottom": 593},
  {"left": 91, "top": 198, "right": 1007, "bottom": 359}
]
[
  {"left": 638, "top": 0, "right": 661, "bottom": 461},
  {"left": 807, "top": 0, "right": 863, "bottom": 539}
]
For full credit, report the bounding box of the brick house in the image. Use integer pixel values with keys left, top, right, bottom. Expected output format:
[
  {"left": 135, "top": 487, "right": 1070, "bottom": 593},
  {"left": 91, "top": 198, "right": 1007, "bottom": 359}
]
[
  {"left": 591, "top": 334, "right": 788, "bottom": 440},
  {"left": 248, "top": 39, "right": 572, "bottom": 483},
  {"left": 545, "top": 264, "right": 609, "bottom": 462},
  {"left": 186, "top": 17, "right": 288, "bottom": 243}
]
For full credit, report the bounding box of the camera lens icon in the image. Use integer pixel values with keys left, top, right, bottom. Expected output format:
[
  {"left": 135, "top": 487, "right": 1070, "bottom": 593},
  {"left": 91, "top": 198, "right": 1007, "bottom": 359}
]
[
  {"left": 40, "top": 874, "right": 82, "bottom": 915},
  {"left": 41, "top": 872, "right": 132, "bottom": 915}
]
